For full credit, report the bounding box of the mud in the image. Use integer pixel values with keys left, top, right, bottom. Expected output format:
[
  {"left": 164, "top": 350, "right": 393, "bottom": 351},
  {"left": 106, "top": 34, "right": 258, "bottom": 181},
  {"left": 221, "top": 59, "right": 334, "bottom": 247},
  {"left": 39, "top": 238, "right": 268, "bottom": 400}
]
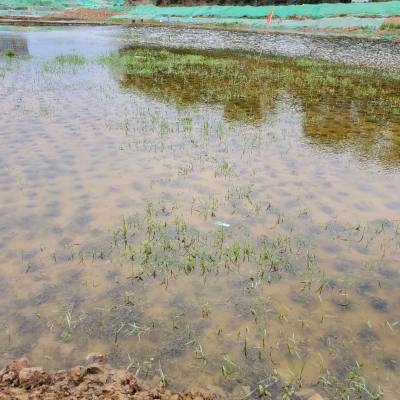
[{"left": 0, "top": 357, "right": 216, "bottom": 399}]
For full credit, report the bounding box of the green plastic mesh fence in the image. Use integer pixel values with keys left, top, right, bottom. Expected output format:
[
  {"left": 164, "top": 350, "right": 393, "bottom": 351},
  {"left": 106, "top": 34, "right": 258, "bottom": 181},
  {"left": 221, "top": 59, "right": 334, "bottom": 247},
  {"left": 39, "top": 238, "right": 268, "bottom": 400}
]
[
  {"left": 127, "top": 15, "right": 385, "bottom": 30},
  {"left": 0, "top": 0, "right": 126, "bottom": 12},
  {"left": 114, "top": 1, "right": 400, "bottom": 20}
]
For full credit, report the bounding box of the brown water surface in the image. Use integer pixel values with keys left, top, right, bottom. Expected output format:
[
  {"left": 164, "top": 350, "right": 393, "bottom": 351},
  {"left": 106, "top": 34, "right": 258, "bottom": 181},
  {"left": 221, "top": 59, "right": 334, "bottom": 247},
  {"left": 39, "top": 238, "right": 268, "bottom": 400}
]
[{"left": 0, "top": 26, "right": 399, "bottom": 399}]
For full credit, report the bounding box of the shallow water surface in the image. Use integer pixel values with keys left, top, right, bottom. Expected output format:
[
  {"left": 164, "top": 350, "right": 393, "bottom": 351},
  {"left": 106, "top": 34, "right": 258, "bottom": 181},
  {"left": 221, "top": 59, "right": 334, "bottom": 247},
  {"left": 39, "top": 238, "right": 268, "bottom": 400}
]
[{"left": 0, "top": 26, "right": 399, "bottom": 399}]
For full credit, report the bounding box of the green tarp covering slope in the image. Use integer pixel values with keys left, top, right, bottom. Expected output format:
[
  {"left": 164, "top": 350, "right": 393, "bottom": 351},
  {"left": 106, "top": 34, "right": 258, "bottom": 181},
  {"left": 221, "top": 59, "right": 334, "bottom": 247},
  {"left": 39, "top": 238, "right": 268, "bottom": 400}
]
[
  {"left": 121, "top": 16, "right": 385, "bottom": 30},
  {"left": 115, "top": 1, "right": 400, "bottom": 20},
  {"left": 0, "top": 0, "right": 126, "bottom": 11}
]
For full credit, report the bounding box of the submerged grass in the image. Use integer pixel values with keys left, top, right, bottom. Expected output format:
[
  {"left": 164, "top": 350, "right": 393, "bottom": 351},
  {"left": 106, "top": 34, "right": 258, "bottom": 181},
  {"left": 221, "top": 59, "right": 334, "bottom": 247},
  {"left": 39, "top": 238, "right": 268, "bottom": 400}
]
[
  {"left": 5, "top": 49, "right": 16, "bottom": 58},
  {"left": 47, "top": 198, "right": 390, "bottom": 399},
  {"left": 54, "top": 54, "right": 86, "bottom": 66},
  {"left": 0, "top": 65, "right": 7, "bottom": 78},
  {"left": 100, "top": 46, "right": 400, "bottom": 108},
  {"left": 0, "top": 52, "right": 31, "bottom": 77},
  {"left": 2, "top": 38, "right": 398, "bottom": 399},
  {"left": 100, "top": 45, "right": 400, "bottom": 167},
  {"left": 381, "top": 22, "right": 400, "bottom": 30},
  {"left": 43, "top": 53, "right": 86, "bottom": 73},
  {"left": 319, "top": 362, "right": 383, "bottom": 400}
]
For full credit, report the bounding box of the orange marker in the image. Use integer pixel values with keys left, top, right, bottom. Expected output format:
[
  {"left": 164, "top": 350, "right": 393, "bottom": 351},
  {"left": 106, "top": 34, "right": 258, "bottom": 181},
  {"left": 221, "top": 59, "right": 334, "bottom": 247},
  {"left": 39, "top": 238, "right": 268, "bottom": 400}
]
[{"left": 266, "top": 11, "right": 273, "bottom": 31}]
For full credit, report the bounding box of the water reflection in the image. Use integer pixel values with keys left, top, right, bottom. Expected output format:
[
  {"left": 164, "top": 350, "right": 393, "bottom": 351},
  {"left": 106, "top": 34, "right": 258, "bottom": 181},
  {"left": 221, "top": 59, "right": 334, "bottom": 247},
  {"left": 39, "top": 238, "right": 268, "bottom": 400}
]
[
  {"left": 0, "top": 33, "right": 29, "bottom": 55},
  {"left": 113, "top": 46, "right": 400, "bottom": 168},
  {"left": 1, "top": 27, "right": 400, "bottom": 398},
  {"left": 302, "top": 96, "right": 400, "bottom": 167}
]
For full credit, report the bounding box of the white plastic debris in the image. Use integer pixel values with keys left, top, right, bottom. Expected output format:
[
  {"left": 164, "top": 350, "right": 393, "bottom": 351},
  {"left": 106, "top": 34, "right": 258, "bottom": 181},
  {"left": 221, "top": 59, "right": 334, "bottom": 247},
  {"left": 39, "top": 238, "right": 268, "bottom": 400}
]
[{"left": 214, "top": 221, "right": 230, "bottom": 228}]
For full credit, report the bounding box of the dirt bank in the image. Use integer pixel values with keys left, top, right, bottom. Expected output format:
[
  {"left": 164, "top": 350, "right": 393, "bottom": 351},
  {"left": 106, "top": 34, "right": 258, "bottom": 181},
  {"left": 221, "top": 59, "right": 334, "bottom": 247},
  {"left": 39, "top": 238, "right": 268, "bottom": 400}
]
[
  {"left": 383, "top": 15, "right": 400, "bottom": 28},
  {"left": 0, "top": 357, "right": 216, "bottom": 399},
  {"left": 46, "top": 8, "right": 121, "bottom": 21}
]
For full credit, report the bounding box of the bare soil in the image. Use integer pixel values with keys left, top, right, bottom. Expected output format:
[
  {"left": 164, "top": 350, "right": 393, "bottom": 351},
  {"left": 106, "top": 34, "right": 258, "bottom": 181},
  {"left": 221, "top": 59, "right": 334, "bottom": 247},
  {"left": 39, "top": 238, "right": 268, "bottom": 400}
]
[
  {"left": 0, "top": 357, "right": 217, "bottom": 399},
  {"left": 46, "top": 8, "right": 121, "bottom": 21},
  {"left": 382, "top": 16, "right": 400, "bottom": 30},
  {"left": 385, "top": 16, "right": 400, "bottom": 25}
]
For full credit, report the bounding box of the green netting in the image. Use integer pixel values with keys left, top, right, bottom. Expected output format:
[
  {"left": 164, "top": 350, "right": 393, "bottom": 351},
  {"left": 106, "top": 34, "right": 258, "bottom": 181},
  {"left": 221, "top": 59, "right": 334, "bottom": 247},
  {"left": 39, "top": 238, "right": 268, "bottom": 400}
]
[
  {"left": 0, "top": 0, "right": 126, "bottom": 11},
  {"left": 115, "top": 1, "right": 400, "bottom": 20},
  {"left": 140, "top": 16, "right": 385, "bottom": 30}
]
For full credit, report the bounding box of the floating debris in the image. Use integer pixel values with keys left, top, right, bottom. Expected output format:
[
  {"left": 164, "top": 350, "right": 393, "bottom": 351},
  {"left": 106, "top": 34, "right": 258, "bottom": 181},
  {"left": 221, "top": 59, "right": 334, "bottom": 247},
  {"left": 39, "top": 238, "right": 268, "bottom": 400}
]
[{"left": 214, "top": 220, "right": 230, "bottom": 228}]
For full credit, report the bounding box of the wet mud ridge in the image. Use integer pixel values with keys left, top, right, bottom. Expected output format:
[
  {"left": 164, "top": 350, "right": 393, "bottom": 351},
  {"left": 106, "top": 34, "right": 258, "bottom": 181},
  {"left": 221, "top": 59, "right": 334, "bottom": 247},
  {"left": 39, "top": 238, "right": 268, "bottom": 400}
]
[
  {"left": 126, "top": 25, "right": 400, "bottom": 70},
  {"left": 0, "top": 357, "right": 216, "bottom": 399}
]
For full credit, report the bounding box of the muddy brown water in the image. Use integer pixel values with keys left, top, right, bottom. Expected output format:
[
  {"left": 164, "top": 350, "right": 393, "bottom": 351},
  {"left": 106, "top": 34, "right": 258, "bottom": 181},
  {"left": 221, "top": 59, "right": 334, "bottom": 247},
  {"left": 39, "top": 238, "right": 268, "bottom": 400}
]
[{"left": 0, "top": 26, "right": 399, "bottom": 399}]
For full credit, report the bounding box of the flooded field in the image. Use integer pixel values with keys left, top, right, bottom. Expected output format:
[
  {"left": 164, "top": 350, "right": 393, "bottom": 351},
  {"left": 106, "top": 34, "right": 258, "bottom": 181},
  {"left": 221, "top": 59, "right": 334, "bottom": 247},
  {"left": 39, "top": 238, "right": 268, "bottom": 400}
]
[
  {"left": 0, "top": 26, "right": 399, "bottom": 399},
  {"left": 124, "top": 25, "right": 400, "bottom": 70}
]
